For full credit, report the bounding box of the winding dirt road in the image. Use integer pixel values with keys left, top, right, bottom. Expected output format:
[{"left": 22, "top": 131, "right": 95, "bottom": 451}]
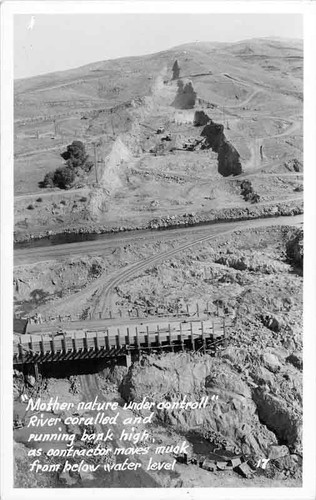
[{"left": 15, "top": 214, "right": 303, "bottom": 317}]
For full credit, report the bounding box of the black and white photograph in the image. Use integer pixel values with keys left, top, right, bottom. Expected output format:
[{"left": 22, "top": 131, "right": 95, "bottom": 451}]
[{"left": 1, "top": 1, "right": 316, "bottom": 498}]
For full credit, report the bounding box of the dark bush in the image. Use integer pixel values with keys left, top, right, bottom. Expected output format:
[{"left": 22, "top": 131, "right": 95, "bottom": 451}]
[
  {"left": 36, "top": 197, "right": 43, "bottom": 202},
  {"left": 27, "top": 204, "right": 35, "bottom": 210},
  {"left": 286, "top": 228, "right": 303, "bottom": 271},
  {"left": 41, "top": 140, "right": 92, "bottom": 190},
  {"left": 42, "top": 171, "right": 55, "bottom": 188},
  {"left": 89, "top": 262, "right": 103, "bottom": 278},
  {"left": 53, "top": 167, "right": 76, "bottom": 190},
  {"left": 240, "top": 180, "right": 260, "bottom": 203},
  {"left": 61, "top": 140, "right": 88, "bottom": 171}
]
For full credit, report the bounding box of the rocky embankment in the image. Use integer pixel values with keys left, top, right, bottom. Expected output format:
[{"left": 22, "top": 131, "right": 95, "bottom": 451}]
[
  {"left": 119, "top": 350, "right": 302, "bottom": 469},
  {"left": 14, "top": 198, "right": 303, "bottom": 244},
  {"left": 13, "top": 226, "right": 303, "bottom": 486}
]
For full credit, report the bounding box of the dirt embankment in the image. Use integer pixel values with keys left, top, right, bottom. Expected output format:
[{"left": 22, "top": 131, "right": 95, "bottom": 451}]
[
  {"left": 149, "top": 198, "right": 303, "bottom": 230},
  {"left": 14, "top": 197, "right": 303, "bottom": 243},
  {"left": 14, "top": 256, "right": 107, "bottom": 316},
  {"left": 199, "top": 113, "right": 243, "bottom": 177}
]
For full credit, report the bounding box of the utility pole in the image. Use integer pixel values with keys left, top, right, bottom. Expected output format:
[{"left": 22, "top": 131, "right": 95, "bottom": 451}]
[
  {"left": 110, "top": 109, "right": 115, "bottom": 138},
  {"left": 53, "top": 119, "right": 59, "bottom": 137},
  {"left": 93, "top": 142, "right": 99, "bottom": 184}
]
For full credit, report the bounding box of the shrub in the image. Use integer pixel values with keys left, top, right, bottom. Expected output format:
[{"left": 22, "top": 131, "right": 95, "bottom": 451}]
[
  {"left": 286, "top": 228, "right": 303, "bottom": 270},
  {"left": 61, "top": 140, "right": 89, "bottom": 171},
  {"left": 36, "top": 197, "right": 43, "bottom": 202},
  {"left": 27, "top": 204, "right": 35, "bottom": 210},
  {"left": 41, "top": 140, "right": 92, "bottom": 190},
  {"left": 53, "top": 167, "right": 76, "bottom": 190},
  {"left": 89, "top": 262, "right": 103, "bottom": 277},
  {"left": 42, "top": 171, "right": 55, "bottom": 188}
]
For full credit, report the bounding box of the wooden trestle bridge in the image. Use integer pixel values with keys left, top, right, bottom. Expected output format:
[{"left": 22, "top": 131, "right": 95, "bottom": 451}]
[{"left": 13, "top": 317, "right": 230, "bottom": 366}]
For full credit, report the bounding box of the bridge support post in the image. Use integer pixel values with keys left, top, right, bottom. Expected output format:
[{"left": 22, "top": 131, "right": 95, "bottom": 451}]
[
  {"left": 117, "top": 328, "right": 121, "bottom": 349},
  {"left": 34, "top": 363, "right": 39, "bottom": 381},
  {"left": 201, "top": 322, "right": 206, "bottom": 354},
  {"left": 124, "top": 353, "right": 132, "bottom": 368},
  {"left": 146, "top": 326, "right": 149, "bottom": 349},
  {"left": 180, "top": 323, "right": 184, "bottom": 351},
  {"left": 157, "top": 325, "right": 161, "bottom": 349},
  {"left": 190, "top": 322, "right": 195, "bottom": 351},
  {"left": 169, "top": 324, "right": 174, "bottom": 352}
]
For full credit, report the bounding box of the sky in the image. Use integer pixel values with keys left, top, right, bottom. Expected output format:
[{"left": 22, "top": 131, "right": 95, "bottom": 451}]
[{"left": 14, "top": 14, "right": 303, "bottom": 79}]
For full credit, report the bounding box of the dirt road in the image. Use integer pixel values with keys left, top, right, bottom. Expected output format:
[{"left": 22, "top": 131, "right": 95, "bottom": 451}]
[{"left": 15, "top": 214, "right": 303, "bottom": 318}]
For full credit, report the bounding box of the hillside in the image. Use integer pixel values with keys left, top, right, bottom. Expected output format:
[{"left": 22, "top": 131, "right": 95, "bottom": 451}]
[
  {"left": 13, "top": 38, "right": 304, "bottom": 488},
  {"left": 14, "top": 38, "right": 303, "bottom": 241}
]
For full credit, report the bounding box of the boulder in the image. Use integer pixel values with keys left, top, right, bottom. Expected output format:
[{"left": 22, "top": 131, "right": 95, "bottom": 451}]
[
  {"left": 58, "top": 470, "right": 77, "bottom": 486},
  {"left": 286, "top": 353, "right": 303, "bottom": 370},
  {"left": 79, "top": 470, "right": 95, "bottom": 481},
  {"left": 120, "top": 353, "right": 278, "bottom": 457},
  {"left": 251, "top": 365, "right": 275, "bottom": 386},
  {"left": 260, "top": 314, "right": 283, "bottom": 332},
  {"left": 253, "top": 388, "right": 302, "bottom": 449},
  {"left": 26, "top": 375, "right": 36, "bottom": 387},
  {"left": 262, "top": 353, "right": 281, "bottom": 373},
  {"left": 268, "top": 445, "right": 289, "bottom": 460},
  {"left": 13, "top": 386, "right": 20, "bottom": 400},
  {"left": 235, "top": 462, "right": 254, "bottom": 479}
]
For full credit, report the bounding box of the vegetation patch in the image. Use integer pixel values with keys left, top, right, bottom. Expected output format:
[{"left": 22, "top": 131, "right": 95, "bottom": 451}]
[{"left": 40, "top": 141, "right": 93, "bottom": 190}]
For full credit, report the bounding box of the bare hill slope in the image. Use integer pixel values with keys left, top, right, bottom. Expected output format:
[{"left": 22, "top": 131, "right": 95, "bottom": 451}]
[{"left": 14, "top": 38, "right": 303, "bottom": 241}]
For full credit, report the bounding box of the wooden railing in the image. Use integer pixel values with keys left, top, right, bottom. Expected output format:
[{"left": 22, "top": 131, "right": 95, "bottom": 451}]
[{"left": 13, "top": 318, "right": 229, "bottom": 364}]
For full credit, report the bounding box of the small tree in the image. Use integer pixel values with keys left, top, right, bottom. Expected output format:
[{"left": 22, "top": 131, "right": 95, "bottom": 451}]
[
  {"left": 42, "top": 171, "right": 55, "bottom": 188},
  {"left": 61, "top": 140, "right": 89, "bottom": 171},
  {"left": 41, "top": 140, "right": 92, "bottom": 190},
  {"left": 53, "top": 166, "right": 75, "bottom": 189}
]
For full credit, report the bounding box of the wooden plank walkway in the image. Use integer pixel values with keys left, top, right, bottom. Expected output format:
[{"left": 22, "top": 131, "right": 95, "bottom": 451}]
[{"left": 13, "top": 318, "right": 229, "bottom": 365}]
